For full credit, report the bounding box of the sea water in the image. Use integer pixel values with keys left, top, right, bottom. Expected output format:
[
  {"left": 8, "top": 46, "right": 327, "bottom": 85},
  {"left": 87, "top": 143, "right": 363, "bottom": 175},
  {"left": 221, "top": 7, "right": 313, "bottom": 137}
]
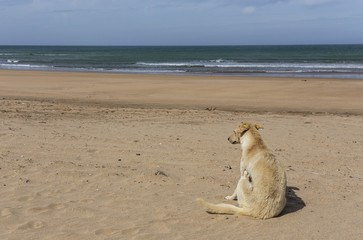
[{"left": 1, "top": 45, "right": 363, "bottom": 79}]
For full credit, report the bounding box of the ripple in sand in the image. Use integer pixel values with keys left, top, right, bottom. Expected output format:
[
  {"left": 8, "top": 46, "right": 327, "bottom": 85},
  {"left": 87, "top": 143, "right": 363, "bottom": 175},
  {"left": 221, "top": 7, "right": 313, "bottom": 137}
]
[{"left": 95, "top": 228, "right": 118, "bottom": 235}]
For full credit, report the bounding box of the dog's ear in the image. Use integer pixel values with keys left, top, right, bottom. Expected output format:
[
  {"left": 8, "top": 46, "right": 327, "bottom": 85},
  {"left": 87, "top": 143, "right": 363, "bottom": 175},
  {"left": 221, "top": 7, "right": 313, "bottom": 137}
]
[
  {"left": 255, "top": 124, "right": 264, "bottom": 130},
  {"left": 237, "top": 122, "right": 250, "bottom": 134}
]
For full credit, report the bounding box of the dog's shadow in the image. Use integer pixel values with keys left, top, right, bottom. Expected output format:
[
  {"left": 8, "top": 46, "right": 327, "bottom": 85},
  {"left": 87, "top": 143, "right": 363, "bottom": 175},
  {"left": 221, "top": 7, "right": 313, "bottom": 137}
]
[{"left": 279, "top": 186, "right": 306, "bottom": 217}]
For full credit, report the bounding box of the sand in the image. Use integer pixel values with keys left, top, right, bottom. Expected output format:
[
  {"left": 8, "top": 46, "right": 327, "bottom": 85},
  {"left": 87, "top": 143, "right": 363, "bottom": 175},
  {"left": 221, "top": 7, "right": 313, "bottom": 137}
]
[{"left": 0, "top": 70, "right": 362, "bottom": 239}]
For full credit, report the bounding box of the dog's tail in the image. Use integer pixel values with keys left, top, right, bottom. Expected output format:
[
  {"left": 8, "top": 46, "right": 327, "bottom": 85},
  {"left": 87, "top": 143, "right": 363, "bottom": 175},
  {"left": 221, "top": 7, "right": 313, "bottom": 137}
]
[{"left": 197, "top": 198, "right": 250, "bottom": 216}]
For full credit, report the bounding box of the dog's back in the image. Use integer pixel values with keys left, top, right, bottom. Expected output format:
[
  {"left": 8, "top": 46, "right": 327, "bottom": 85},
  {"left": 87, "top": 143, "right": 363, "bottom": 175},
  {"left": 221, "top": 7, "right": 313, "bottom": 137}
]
[{"left": 244, "top": 151, "right": 286, "bottom": 218}]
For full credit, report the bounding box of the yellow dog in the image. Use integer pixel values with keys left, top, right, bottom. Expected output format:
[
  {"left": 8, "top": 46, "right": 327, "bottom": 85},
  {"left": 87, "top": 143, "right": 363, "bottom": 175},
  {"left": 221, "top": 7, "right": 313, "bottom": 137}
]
[{"left": 198, "top": 122, "right": 286, "bottom": 219}]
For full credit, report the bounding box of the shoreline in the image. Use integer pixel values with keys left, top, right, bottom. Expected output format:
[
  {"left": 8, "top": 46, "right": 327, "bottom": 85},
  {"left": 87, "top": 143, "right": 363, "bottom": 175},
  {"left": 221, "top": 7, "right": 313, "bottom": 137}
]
[
  {"left": 2, "top": 67, "right": 363, "bottom": 80},
  {"left": 1, "top": 69, "right": 362, "bottom": 115}
]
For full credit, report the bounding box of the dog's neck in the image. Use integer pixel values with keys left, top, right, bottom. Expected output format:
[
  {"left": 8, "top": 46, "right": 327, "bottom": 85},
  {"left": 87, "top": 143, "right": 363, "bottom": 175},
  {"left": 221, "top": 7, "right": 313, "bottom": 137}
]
[{"left": 240, "top": 129, "right": 267, "bottom": 155}]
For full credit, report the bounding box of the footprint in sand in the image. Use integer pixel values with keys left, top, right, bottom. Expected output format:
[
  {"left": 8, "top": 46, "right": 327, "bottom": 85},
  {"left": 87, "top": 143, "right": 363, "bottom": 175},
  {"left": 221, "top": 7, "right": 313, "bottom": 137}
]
[
  {"left": 66, "top": 207, "right": 95, "bottom": 218},
  {"left": 18, "top": 220, "right": 46, "bottom": 230},
  {"left": 56, "top": 188, "right": 76, "bottom": 194},
  {"left": 121, "top": 227, "right": 140, "bottom": 235},
  {"left": 28, "top": 206, "right": 48, "bottom": 214},
  {"left": 47, "top": 203, "right": 66, "bottom": 210},
  {"left": 0, "top": 208, "right": 13, "bottom": 217},
  {"left": 17, "top": 196, "right": 34, "bottom": 202},
  {"left": 78, "top": 199, "right": 95, "bottom": 204},
  {"left": 95, "top": 228, "right": 118, "bottom": 236},
  {"left": 87, "top": 149, "right": 98, "bottom": 153},
  {"left": 36, "top": 190, "right": 53, "bottom": 197},
  {"left": 29, "top": 203, "right": 66, "bottom": 213}
]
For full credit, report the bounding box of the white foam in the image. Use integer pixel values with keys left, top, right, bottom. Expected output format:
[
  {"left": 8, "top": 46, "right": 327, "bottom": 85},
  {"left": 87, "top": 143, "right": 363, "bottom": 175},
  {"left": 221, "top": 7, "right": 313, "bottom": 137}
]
[
  {"left": 137, "top": 62, "right": 200, "bottom": 67},
  {"left": 57, "top": 66, "right": 187, "bottom": 73},
  {"left": 209, "top": 59, "right": 225, "bottom": 63},
  {"left": 103, "top": 68, "right": 186, "bottom": 73},
  {"left": 0, "top": 63, "right": 49, "bottom": 69},
  {"left": 7, "top": 59, "right": 19, "bottom": 63},
  {"left": 137, "top": 61, "right": 363, "bottom": 70}
]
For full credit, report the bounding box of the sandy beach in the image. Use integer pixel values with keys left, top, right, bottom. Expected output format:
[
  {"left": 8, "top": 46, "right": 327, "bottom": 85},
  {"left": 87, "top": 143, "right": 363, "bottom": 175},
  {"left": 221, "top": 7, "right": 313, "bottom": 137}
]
[{"left": 0, "top": 70, "right": 362, "bottom": 239}]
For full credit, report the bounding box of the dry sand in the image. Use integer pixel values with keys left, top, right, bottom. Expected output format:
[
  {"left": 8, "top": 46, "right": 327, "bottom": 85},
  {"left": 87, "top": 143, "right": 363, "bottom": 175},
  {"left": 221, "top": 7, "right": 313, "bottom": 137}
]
[{"left": 0, "top": 70, "right": 362, "bottom": 239}]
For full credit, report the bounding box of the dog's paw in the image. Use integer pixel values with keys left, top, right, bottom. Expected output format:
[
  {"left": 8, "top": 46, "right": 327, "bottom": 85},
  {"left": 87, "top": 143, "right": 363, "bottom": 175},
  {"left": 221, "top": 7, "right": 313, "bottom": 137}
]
[{"left": 225, "top": 195, "right": 236, "bottom": 200}]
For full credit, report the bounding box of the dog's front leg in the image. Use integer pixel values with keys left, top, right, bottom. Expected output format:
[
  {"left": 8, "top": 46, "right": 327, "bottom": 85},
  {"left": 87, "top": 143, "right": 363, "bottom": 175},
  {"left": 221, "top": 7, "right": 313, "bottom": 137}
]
[{"left": 225, "top": 180, "right": 240, "bottom": 200}]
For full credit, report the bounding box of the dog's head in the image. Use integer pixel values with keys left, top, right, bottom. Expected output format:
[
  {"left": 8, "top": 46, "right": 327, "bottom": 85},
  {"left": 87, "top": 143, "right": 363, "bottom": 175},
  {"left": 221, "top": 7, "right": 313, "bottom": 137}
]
[{"left": 228, "top": 122, "right": 263, "bottom": 144}]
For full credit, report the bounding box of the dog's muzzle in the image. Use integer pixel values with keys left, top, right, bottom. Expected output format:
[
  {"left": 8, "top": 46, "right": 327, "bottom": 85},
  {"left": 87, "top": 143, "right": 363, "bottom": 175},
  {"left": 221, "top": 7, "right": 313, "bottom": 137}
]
[{"left": 228, "top": 137, "right": 238, "bottom": 144}]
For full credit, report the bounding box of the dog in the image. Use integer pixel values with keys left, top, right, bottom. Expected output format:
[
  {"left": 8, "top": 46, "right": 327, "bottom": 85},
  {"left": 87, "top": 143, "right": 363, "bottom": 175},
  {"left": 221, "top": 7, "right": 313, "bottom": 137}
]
[{"left": 197, "top": 122, "right": 286, "bottom": 219}]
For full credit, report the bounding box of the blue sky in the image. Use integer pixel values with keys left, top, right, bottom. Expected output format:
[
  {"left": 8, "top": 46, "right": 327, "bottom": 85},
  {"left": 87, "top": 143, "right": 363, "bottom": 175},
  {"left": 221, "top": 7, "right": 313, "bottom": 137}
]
[{"left": 0, "top": 0, "right": 362, "bottom": 45}]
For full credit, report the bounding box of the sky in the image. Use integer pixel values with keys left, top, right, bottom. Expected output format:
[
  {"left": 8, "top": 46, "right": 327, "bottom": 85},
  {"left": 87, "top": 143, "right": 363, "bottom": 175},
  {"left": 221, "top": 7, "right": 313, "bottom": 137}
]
[{"left": 0, "top": 0, "right": 362, "bottom": 45}]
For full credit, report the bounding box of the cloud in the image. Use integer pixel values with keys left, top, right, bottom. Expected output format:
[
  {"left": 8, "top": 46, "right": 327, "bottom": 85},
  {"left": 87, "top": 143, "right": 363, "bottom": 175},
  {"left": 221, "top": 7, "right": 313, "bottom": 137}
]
[{"left": 242, "top": 6, "right": 256, "bottom": 14}]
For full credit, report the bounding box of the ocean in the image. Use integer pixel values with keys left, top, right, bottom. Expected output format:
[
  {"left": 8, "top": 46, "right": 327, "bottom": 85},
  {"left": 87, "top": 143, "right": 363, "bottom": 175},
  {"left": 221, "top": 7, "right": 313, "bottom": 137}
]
[{"left": 1, "top": 45, "right": 363, "bottom": 79}]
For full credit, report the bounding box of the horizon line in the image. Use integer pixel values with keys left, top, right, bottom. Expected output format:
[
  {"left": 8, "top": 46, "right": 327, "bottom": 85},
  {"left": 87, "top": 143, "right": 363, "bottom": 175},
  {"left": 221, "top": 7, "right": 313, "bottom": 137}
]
[{"left": 1, "top": 43, "right": 363, "bottom": 47}]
